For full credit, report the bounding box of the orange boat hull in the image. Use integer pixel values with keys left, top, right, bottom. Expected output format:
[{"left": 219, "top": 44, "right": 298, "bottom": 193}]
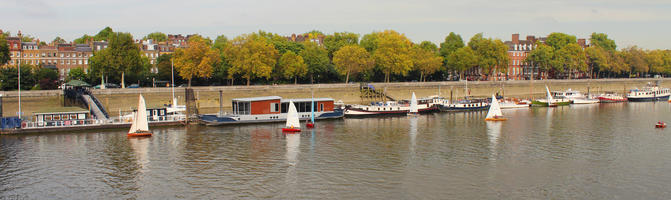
[
  {"left": 128, "top": 131, "right": 153, "bottom": 137},
  {"left": 656, "top": 124, "right": 666, "bottom": 128},
  {"left": 282, "top": 128, "right": 301, "bottom": 132},
  {"left": 485, "top": 118, "right": 507, "bottom": 121}
]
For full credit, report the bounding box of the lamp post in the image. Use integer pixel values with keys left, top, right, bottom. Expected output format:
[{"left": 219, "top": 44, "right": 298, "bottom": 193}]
[{"left": 18, "top": 50, "right": 22, "bottom": 118}]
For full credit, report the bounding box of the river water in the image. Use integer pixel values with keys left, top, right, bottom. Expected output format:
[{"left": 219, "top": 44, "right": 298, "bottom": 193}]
[{"left": 2, "top": 102, "right": 671, "bottom": 199}]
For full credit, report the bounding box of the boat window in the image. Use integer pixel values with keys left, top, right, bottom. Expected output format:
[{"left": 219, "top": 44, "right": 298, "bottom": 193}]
[
  {"left": 54, "top": 115, "right": 60, "bottom": 121},
  {"left": 70, "top": 114, "right": 77, "bottom": 119},
  {"left": 270, "top": 103, "right": 279, "bottom": 112},
  {"left": 236, "top": 102, "right": 250, "bottom": 115},
  {"left": 46, "top": 115, "right": 52, "bottom": 121},
  {"left": 281, "top": 102, "right": 289, "bottom": 113},
  {"left": 78, "top": 114, "right": 86, "bottom": 119},
  {"left": 320, "top": 104, "right": 324, "bottom": 111}
]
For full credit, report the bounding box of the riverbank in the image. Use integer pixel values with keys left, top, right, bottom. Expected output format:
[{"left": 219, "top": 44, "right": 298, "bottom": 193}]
[{"left": 1, "top": 78, "right": 669, "bottom": 117}]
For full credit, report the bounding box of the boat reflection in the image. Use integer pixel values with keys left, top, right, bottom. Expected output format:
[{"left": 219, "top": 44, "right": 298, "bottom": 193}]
[
  {"left": 128, "top": 137, "right": 151, "bottom": 171},
  {"left": 485, "top": 121, "right": 502, "bottom": 160},
  {"left": 409, "top": 116, "right": 418, "bottom": 157}
]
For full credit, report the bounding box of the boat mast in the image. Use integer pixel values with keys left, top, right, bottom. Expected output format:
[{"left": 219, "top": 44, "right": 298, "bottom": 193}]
[
  {"left": 311, "top": 89, "right": 315, "bottom": 123},
  {"left": 171, "top": 58, "right": 175, "bottom": 106},
  {"left": 18, "top": 52, "right": 21, "bottom": 118}
]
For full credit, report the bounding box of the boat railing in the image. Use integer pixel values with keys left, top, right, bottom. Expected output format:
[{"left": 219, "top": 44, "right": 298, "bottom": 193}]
[{"left": 21, "top": 114, "right": 186, "bottom": 129}]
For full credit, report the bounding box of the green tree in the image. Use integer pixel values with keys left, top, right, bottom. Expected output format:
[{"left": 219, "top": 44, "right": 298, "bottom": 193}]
[
  {"left": 225, "top": 33, "right": 278, "bottom": 86},
  {"left": 173, "top": 35, "right": 219, "bottom": 86},
  {"left": 545, "top": 32, "right": 577, "bottom": 50},
  {"left": 439, "top": 32, "right": 465, "bottom": 65},
  {"left": 143, "top": 32, "right": 167, "bottom": 42},
  {"left": 412, "top": 46, "right": 443, "bottom": 82},
  {"left": 373, "top": 30, "right": 414, "bottom": 82},
  {"left": 88, "top": 32, "right": 144, "bottom": 88},
  {"left": 323, "top": 32, "right": 359, "bottom": 58},
  {"left": 646, "top": 50, "right": 665, "bottom": 74},
  {"left": 299, "top": 42, "right": 330, "bottom": 83},
  {"left": 0, "top": 34, "right": 9, "bottom": 65},
  {"left": 468, "top": 34, "right": 509, "bottom": 79},
  {"left": 94, "top": 27, "right": 114, "bottom": 41},
  {"left": 525, "top": 42, "right": 554, "bottom": 79},
  {"left": 447, "top": 47, "right": 477, "bottom": 80},
  {"left": 74, "top": 34, "right": 94, "bottom": 44},
  {"left": 278, "top": 51, "right": 307, "bottom": 84},
  {"left": 52, "top": 36, "right": 66, "bottom": 44},
  {"left": 555, "top": 43, "right": 587, "bottom": 79},
  {"left": 333, "top": 45, "right": 374, "bottom": 83},
  {"left": 155, "top": 54, "right": 173, "bottom": 81},
  {"left": 67, "top": 67, "right": 87, "bottom": 81},
  {"left": 1, "top": 64, "right": 36, "bottom": 91},
  {"left": 418, "top": 41, "right": 438, "bottom": 53},
  {"left": 360, "top": 32, "right": 379, "bottom": 52},
  {"left": 20, "top": 35, "right": 34, "bottom": 42},
  {"left": 213, "top": 35, "right": 229, "bottom": 51},
  {"left": 36, "top": 67, "right": 59, "bottom": 90},
  {"left": 590, "top": 33, "right": 616, "bottom": 52}
]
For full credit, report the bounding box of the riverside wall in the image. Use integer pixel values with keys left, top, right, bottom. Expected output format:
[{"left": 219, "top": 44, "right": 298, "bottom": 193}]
[{"left": 1, "top": 78, "right": 669, "bottom": 117}]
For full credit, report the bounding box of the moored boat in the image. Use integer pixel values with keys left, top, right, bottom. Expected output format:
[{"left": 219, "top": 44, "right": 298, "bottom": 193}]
[
  {"left": 627, "top": 84, "right": 671, "bottom": 102},
  {"left": 199, "top": 96, "right": 343, "bottom": 126},
  {"left": 532, "top": 85, "right": 570, "bottom": 107},
  {"left": 596, "top": 92, "right": 627, "bottom": 103},
  {"left": 438, "top": 97, "right": 490, "bottom": 112}
]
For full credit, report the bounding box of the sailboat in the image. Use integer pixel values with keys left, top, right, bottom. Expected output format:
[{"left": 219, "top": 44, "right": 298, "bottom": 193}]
[
  {"left": 485, "top": 94, "right": 506, "bottom": 121},
  {"left": 282, "top": 101, "right": 301, "bottom": 132},
  {"left": 409, "top": 92, "right": 419, "bottom": 115},
  {"left": 128, "top": 94, "right": 152, "bottom": 137},
  {"left": 532, "top": 85, "right": 570, "bottom": 107},
  {"left": 306, "top": 92, "right": 315, "bottom": 128}
]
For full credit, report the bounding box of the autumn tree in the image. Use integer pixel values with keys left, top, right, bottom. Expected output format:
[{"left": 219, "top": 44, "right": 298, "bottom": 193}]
[
  {"left": 545, "top": 32, "right": 577, "bottom": 50},
  {"left": 555, "top": 43, "right": 587, "bottom": 79},
  {"left": 412, "top": 46, "right": 443, "bottom": 82},
  {"left": 323, "top": 32, "right": 359, "bottom": 58},
  {"left": 225, "top": 33, "right": 278, "bottom": 86},
  {"left": 143, "top": 32, "right": 168, "bottom": 42},
  {"left": 278, "top": 51, "right": 307, "bottom": 84},
  {"left": 622, "top": 46, "right": 648, "bottom": 77},
  {"left": 173, "top": 35, "right": 219, "bottom": 86},
  {"left": 373, "top": 30, "right": 413, "bottom": 82},
  {"left": 468, "top": 33, "right": 508, "bottom": 80},
  {"left": 333, "top": 45, "right": 374, "bottom": 83},
  {"left": 447, "top": 47, "right": 477, "bottom": 80},
  {"left": 586, "top": 46, "right": 610, "bottom": 78},
  {"left": 646, "top": 50, "right": 665, "bottom": 74},
  {"left": 360, "top": 32, "right": 379, "bottom": 52}
]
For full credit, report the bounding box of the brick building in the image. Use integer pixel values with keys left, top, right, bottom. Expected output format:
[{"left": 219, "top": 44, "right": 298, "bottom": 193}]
[
  {"left": 285, "top": 33, "right": 325, "bottom": 46},
  {"left": 502, "top": 34, "right": 546, "bottom": 80}
]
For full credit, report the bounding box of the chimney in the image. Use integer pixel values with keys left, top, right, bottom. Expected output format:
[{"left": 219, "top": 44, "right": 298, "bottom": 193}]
[
  {"left": 512, "top": 33, "right": 519, "bottom": 44},
  {"left": 526, "top": 35, "right": 535, "bottom": 42}
]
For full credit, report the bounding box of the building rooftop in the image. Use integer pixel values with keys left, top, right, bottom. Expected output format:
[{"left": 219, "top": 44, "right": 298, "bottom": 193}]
[{"left": 232, "top": 96, "right": 282, "bottom": 102}]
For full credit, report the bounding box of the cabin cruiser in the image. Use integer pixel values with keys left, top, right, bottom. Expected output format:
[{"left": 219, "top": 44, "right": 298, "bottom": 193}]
[
  {"left": 627, "top": 84, "right": 671, "bottom": 102},
  {"left": 552, "top": 89, "right": 598, "bottom": 104}
]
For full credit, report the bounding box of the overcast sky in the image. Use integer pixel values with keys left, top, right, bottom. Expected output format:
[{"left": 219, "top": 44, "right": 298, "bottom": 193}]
[{"left": 2, "top": 0, "right": 670, "bottom": 49}]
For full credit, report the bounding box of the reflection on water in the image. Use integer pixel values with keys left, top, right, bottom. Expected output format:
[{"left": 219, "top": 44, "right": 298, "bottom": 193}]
[{"left": 2, "top": 102, "right": 671, "bottom": 199}]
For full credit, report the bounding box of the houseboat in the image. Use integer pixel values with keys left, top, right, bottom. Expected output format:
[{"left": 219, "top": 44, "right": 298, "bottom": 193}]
[
  {"left": 437, "top": 97, "right": 490, "bottom": 112},
  {"left": 1, "top": 107, "right": 185, "bottom": 134},
  {"left": 626, "top": 85, "right": 671, "bottom": 102},
  {"left": 552, "top": 89, "right": 598, "bottom": 104},
  {"left": 344, "top": 96, "right": 440, "bottom": 117},
  {"left": 199, "top": 96, "right": 343, "bottom": 125}
]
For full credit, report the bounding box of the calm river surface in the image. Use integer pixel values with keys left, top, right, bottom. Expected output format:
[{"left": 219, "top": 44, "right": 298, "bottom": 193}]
[{"left": 2, "top": 102, "right": 671, "bottom": 199}]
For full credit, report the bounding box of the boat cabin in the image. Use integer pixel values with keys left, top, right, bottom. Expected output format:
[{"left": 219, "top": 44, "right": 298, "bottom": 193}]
[
  {"left": 231, "top": 96, "right": 335, "bottom": 115},
  {"left": 33, "top": 110, "right": 91, "bottom": 127},
  {"left": 130, "top": 107, "right": 169, "bottom": 121}
]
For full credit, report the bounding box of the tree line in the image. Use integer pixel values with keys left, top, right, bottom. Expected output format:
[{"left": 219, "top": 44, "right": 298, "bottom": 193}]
[{"left": 1, "top": 27, "right": 671, "bottom": 90}]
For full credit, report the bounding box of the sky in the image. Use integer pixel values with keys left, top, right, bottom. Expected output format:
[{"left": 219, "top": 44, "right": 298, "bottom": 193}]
[{"left": 2, "top": 0, "right": 671, "bottom": 49}]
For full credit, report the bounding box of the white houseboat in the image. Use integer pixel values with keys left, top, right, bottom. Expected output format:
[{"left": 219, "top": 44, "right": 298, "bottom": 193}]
[
  {"left": 199, "top": 96, "right": 343, "bottom": 125},
  {"left": 627, "top": 84, "right": 671, "bottom": 102}
]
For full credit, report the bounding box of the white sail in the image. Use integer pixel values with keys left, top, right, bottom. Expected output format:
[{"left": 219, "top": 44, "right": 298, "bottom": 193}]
[
  {"left": 486, "top": 94, "right": 503, "bottom": 119},
  {"left": 129, "top": 94, "right": 150, "bottom": 133},
  {"left": 546, "top": 85, "right": 554, "bottom": 103},
  {"left": 410, "top": 92, "right": 418, "bottom": 113},
  {"left": 128, "top": 111, "right": 138, "bottom": 133},
  {"left": 286, "top": 101, "right": 300, "bottom": 128}
]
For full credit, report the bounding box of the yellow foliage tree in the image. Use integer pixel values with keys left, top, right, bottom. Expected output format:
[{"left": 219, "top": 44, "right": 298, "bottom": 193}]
[
  {"left": 333, "top": 45, "right": 374, "bottom": 83},
  {"left": 278, "top": 51, "right": 307, "bottom": 84},
  {"left": 373, "top": 30, "right": 413, "bottom": 82},
  {"left": 412, "top": 46, "right": 443, "bottom": 82},
  {"left": 225, "top": 33, "right": 279, "bottom": 86},
  {"left": 173, "top": 35, "right": 219, "bottom": 86}
]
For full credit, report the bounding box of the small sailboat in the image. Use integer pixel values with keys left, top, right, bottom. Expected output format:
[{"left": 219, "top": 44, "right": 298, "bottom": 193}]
[
  {"left": 282, "top": 101, "right": 301, "bottom": 132},
  {"left": 485, "top": 94, "right": 506, "bottom": 121},
  {"left": 409, "top": 92, "right": 419, "bottom": 115},
  {"left": 656, "top": 121, "right": 667, "bottom": 128},
  {"left": 128, "top": 94, "right": 152, "bottom": 137}
]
